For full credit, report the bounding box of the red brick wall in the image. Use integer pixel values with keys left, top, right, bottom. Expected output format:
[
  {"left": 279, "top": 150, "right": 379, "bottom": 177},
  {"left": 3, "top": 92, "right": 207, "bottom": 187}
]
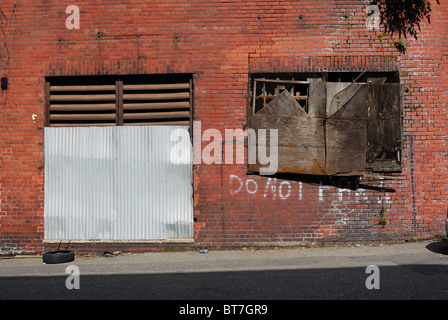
[{"left": 0, "top": 0, "right": 446, "bottom": 252}]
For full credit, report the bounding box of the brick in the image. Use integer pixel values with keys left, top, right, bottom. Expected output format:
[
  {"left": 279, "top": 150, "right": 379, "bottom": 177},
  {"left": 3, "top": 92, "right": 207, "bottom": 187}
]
[{"left": 0, "top": 0, "right": 447, "bottom": 253}]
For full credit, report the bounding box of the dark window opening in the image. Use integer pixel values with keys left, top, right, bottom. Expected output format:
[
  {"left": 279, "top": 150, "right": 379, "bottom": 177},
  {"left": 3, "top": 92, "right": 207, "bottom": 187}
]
[{"left": 252, "top": 78, "right": 310, "bottom": 115}]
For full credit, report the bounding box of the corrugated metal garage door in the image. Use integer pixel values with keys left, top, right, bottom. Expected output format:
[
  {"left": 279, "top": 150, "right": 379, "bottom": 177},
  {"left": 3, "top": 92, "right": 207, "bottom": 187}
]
[{"left": 44, "top": 126, "right": 193, "bottom": 241}]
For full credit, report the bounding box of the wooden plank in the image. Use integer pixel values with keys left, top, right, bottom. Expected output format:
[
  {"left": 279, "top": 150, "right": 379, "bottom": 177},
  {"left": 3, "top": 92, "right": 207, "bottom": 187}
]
[
  {"left": 249, "top": 114, "right": 326, "bottom": 175},
  {"left": 50, "top": 94, "right": 116, "bottom": 102},
  {"left": 254, "top": 78, "right": 310, "bottom": 85},
  {"left": 366, "top": 83, "right": 402, "bottom": 164},
  {"left": 308, "top": 81, "right": 326, "bottom": 118},
  {"left": 50, "top": 104, "right": 116, "bottom": 111},
  {"left": 123, "top": 83, "right": 190, "bottom": 90},
  {"left": 328, "top": 84, "right": 368, "bottom": 121},
  {"left": 252, "top": 79, "right": 257, "bottom": 115},
  {"left": 326, "top": 83, "right": 365, "bottom": 118},
  {"left": 325, "top": 84, "right": 368, "bottom": 174},
  {"left": 123, "top": 111, "right": 190, "bottom": 120},
  {"left": 256, "top": 95, "right": 308, "bottom": 100},
  {"left": 369, "top": 161, "right": 402, "bottom": 172},
  {"left": 50, "top": 85, "right": 116, "bottom": 91},
  {"left": 325, "top": 119, "right": 366, "bottom": 174},
  {"left": 123, "top": 92, "right": 190, "bottom": 101},
  {"left": 323, "top": 82, "right": 401, "bottom": 174},
  {"left": 257, "top": 90, "right": 308, "bottom": 117},
  {"left": 262, "top": 82, "right": 266, "bottom": 108},
  {"left": 123, "top": 101, "right": 190, "bottom": 110}
]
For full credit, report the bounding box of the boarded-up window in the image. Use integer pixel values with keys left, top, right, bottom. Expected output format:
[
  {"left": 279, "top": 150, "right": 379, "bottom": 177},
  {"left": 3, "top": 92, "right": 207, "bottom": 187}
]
[
  {"left": 45, "top": 75, "right": 193, "bottom": 127},
  {"left": 248, "top": 77, "right": 402, "bottom": 175}
]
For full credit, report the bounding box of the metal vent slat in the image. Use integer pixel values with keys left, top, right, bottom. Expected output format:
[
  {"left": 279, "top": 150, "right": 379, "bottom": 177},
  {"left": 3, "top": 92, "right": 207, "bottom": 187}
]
[{"left": 46, "top": 76, "right": 192, "bottom": 127}]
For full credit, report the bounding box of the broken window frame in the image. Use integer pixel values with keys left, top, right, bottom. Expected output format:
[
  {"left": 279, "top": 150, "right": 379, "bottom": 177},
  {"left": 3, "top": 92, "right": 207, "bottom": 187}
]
[
  {"left": 251, "top": 78, "right": 311, "bottom": 115},
  {"left": 248, "top": 73, "right": 403, "bottom": 176}
]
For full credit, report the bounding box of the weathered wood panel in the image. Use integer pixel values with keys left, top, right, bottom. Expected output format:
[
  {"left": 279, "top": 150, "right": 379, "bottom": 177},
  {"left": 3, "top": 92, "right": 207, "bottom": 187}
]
[
  {"left": 325, "top": 84, "right": 368, "bottom": 174},
  {"left": 308, "top": 81, "right": 326, "bottom": 119},
  {"left": 366, "top": 83, "right": 402, "bottom": 164},
  {"left": 326, "top": 83, "right": 365, "bottom": 117},
  {"left": 250, "top": 91, "right": 326, "bottom": 175},
  {"left": 249, "top": 114, "right": 326, "bottom": 175},
  {"left": 325, "top": 119, "right": 366, "bottom": 174},
  {"left": 249, "top": 82, "right": 402, "bottom": 176},
  {"left": 257, "top": 90, "right": 307, "bottom": 117}
]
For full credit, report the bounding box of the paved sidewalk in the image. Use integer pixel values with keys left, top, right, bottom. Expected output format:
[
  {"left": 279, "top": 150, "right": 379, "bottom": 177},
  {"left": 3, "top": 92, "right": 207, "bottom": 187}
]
[
  {"left": 1, "top": 240, "right": 447, "bottom": 277},
  {"left": 1, "top": 240, "right": 447, "bottom": 300}
]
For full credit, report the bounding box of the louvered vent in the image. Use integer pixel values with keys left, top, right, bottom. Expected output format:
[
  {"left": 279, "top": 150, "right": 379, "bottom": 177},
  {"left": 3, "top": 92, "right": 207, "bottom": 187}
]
[
  {"left": 46, "top": 75, "right": 192, "bottom": 127},
  {"left": 122, "top": 82, "right": 191, "bottom": 126}
]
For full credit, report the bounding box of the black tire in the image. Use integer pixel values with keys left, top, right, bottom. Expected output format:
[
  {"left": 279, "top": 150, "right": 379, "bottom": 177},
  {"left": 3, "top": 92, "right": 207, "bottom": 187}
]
[{"left": 42, "top": 250, "right": 75, "bottom": 264}]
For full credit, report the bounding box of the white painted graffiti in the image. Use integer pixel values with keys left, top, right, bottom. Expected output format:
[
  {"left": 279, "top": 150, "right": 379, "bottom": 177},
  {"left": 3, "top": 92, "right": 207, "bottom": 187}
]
[
  {"left": 230, "top": 174, "right": 292, "bottom": 200},
  {"left": 229, "top": 174, "right": 392, "bottom": 206}
]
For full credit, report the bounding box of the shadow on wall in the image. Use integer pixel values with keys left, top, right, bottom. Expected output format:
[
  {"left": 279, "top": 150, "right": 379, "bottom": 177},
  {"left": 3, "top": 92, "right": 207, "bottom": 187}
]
[{"left": 260, "top": 172, "right": 396, "bottom": 193}]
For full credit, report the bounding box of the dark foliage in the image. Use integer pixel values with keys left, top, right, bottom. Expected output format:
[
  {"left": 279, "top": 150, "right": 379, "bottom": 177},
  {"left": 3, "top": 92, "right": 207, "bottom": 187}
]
[{"left": 371, "top": 0, "right": 440, "bottom": 40}]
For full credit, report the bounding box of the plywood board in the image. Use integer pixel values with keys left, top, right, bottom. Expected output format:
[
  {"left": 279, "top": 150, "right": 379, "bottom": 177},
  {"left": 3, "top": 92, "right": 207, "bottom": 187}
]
[
  {"left": 366, "top": 83, "right": 402, "bottom": 163},
  {"left": 249, "top": 82, "right": 402, "bottom": 176},
  {"left": 249, "top": 114, "right": 326, "bottom": 175}
]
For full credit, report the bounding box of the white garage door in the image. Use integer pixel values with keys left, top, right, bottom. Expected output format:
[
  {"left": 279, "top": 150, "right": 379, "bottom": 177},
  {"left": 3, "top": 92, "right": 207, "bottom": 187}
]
[{"left": 44, "top": 125, "right": 193, "bottom": 241}]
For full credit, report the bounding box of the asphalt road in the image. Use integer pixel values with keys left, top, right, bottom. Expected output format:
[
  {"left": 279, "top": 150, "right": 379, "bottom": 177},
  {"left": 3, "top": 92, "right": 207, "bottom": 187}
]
[{"left": 1, "top": 240, "right": 448, "bottom": 302}]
